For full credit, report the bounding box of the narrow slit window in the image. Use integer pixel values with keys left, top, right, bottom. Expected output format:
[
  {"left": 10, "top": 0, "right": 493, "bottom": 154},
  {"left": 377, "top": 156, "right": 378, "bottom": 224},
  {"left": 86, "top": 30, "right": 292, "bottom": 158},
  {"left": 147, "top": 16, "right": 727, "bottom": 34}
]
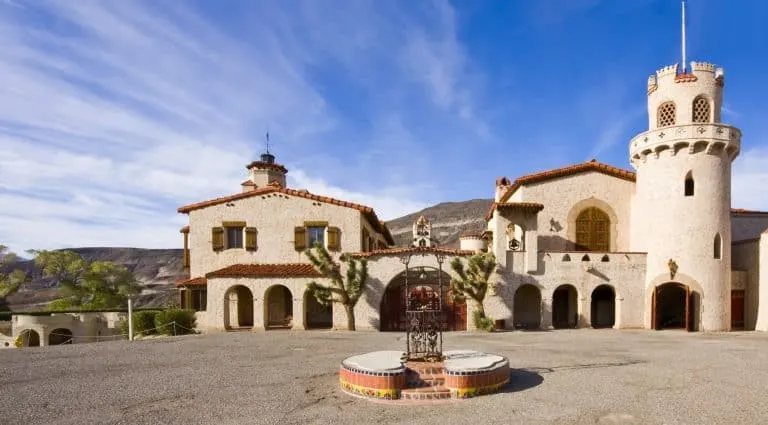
[
  {"left": 684, "top": 172, "right": 694, "bottom": 197},
  {"left": 714, "top": 233, "right": 722, "bottom": 259}
]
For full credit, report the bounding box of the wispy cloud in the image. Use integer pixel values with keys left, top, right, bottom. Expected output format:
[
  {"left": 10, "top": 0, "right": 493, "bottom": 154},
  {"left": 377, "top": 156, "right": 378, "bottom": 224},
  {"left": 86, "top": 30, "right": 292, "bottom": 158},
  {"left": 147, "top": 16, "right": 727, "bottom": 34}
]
[{"left": 0, "top": 0, "right": 490, "bottom": 254}]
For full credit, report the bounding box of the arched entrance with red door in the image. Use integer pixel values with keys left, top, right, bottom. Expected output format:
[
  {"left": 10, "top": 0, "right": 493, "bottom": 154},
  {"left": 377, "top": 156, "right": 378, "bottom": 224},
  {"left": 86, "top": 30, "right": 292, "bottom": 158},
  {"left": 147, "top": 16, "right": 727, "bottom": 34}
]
[
  {"left": 652, "top": 282, "right": 698, "bottom": 331},
  {"left": 379, "top": 266, "right": 466, "bottom": 331}
]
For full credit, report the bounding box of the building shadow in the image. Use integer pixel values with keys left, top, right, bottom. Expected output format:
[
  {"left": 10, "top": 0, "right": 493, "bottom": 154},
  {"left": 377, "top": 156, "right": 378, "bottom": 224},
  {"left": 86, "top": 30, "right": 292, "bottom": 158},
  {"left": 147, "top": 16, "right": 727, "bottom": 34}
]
[{"left": 501, "top": 368, "right": 544, "bottom": 393}]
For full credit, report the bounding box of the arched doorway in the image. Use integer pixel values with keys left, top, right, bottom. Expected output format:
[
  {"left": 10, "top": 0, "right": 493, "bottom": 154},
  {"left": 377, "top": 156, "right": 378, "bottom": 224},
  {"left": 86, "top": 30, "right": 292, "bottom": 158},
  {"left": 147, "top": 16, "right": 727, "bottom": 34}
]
[
  {"left": 513, "top": 284, "right": 541, "bottom": 329},
  {"left": 653, "top": 282, "right": 696, "bottom": 331},
  {"left": 575, "top": 207, "right": 610, "bottom": 252},
  {"left": 379, "top": 267, "right": 466, "bottom": 332},
  {"left": 552, "top": 285, "right": 578, "bottom": 329},
  {"left": 304, "top": 290, "right": 332, "bottom": 329},
  {"left": 591, "top": 285, "right": 615, "bottom": 328},
  {"left": 18, "top": 329, "right": 40, "bottom": 347},
  {"left": 49, "top": 328, "right": 73, "bottom": 345},
  {"left": 224, "top": 285, "right": 254, "bottom": 329},
  {"left": 265, "top": 285, "right": 293, "bottom": 329}
]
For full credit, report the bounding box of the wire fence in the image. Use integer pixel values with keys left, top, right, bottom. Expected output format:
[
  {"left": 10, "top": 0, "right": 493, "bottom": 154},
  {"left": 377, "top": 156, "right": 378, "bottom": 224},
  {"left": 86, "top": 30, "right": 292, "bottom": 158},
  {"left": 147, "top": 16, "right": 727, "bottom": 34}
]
[{"left": 17, "top": 321, "right": 200, "bottom": 346}]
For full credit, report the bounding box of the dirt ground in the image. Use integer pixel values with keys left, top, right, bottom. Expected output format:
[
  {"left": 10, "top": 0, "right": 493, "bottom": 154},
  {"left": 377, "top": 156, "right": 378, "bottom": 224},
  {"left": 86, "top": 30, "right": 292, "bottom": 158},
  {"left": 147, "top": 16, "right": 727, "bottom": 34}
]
[{"left": 1, "top": 329, "right": 767, "bottom": 424}]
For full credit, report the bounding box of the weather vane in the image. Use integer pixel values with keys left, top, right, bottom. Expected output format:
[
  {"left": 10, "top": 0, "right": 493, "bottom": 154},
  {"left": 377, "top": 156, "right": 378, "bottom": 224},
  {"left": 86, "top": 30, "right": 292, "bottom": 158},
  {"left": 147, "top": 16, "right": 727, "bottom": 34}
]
[{"left": 265, "top": 127, "right": 271, "bottom": 154}]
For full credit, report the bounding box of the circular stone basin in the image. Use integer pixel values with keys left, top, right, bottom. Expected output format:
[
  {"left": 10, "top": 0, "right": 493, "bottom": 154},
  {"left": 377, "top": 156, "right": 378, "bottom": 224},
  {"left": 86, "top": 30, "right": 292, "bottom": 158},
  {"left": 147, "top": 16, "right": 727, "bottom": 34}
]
[{"left": 339, "top": 349, "right": 510, "bottom": 402}]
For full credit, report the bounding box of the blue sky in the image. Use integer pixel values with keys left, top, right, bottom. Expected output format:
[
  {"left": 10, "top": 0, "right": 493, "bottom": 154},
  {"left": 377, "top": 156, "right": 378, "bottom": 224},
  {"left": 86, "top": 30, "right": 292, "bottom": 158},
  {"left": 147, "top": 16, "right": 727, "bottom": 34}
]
[{"left": 0, "top": 0, "right": 767, "bottom": 254}]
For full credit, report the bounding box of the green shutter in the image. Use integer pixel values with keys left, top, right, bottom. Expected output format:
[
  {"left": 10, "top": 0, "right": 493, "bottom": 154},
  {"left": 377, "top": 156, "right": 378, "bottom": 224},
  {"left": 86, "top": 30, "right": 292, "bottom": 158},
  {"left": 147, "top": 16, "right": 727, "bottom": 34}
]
[
  {"left": 294, "top": 226, "right": 307, "bottom": 251},
  {"left": 212, "top": 227, "right": 224, "bottom": 251},
  {"left": 245, "top": 227, "right": 258, "bottom": 251},
  {"left": 327, "top": 227, "right": 340, "bottom": 251}
]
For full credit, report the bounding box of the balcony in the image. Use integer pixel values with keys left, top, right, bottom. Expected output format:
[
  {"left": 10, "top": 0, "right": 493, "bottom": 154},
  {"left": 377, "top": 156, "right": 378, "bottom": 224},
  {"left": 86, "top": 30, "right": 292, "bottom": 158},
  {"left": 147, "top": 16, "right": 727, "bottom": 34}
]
[{"left": 629, "top": 123, "right": 740, "bottom": 162}]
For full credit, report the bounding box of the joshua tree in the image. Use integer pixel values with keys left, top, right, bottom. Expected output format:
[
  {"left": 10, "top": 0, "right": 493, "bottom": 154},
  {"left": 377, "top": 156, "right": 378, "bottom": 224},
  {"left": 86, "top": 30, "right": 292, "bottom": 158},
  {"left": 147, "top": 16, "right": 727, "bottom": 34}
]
[
  {"left": 449, "top": 252, "right": 497, "bottom": 331},
  {"left": 305, "top": 242, "right": 368, "bottom": 331}
]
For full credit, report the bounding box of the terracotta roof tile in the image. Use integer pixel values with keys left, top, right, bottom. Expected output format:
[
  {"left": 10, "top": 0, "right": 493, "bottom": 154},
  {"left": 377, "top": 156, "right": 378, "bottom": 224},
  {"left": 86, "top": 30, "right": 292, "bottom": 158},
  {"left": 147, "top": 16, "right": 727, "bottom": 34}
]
[
  {"left": 674, "top": 73, "right": 698, "bottom": 83},
  {"left": 205, "top": 263, "right": 322, "bottom": 279},
  {"left": 245, "top": 160, "right": 288, "bottom": 174},
  {"left": 495, "top": 202, "right": 544, "bottom": 212},
  {"left": 180, "top": 225, "right": 190, "bottom": 234},
  {"left": 731, "top": 208, "right": 768, "bottom": 215},
  {"left": 175, "top": 276, "right": 207, "bottom": 287},
  {"left": 177, "top": 186, "right": 394, "bottom": 245},
  {"left": 347, "top": 246, "right": 475, "bottom": 258},
  {"left": 486, "top": 160, "right": 635, "bottom": 220}
]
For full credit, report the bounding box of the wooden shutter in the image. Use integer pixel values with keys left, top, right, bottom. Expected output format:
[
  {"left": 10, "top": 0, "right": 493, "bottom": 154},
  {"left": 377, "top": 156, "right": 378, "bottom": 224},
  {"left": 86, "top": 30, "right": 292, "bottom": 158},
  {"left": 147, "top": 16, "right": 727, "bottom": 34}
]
[
  {"left": 327, "top": 227, "right": 340, "bottom": 251},
  {"left": 212, "top": 227, "right": 224, "bottom": 251},
  {"left": 294, "top": 226, "right": 307, "bottom": 251},
  {"left": 245, "top": 227, "right": 258, "bottom": 251}
]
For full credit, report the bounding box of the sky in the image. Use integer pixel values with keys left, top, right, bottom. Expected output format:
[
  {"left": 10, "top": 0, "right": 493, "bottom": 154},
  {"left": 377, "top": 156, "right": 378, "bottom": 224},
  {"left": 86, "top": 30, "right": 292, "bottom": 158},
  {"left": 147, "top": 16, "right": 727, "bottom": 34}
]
[{"left": 1, "top": 0, "right": 767, "bottom": 255}]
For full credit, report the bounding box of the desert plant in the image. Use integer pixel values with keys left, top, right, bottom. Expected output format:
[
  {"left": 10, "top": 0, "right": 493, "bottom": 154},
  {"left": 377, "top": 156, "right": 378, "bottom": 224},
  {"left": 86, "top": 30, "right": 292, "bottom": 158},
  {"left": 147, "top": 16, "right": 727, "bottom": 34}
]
[
  {"left": 0, "top": 245, "right": 29, "bottom": 311},
  {"left": 154, "top": 309, "right": 196, "bottom": 336},
  {"left": 305, "top": 241, "right": 368, "bottom": 330},
  {"left": 449, "top": 252, "right": 498, "bottom": 331}
]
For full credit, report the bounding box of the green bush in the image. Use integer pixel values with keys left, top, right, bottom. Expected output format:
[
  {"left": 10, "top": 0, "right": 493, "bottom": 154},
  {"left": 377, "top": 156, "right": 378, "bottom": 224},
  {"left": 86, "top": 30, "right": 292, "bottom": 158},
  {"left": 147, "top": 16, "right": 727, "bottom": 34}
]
[
  {"left": 0, "top": 311, "right": 11, "bottom": 321},
  {"left": 118, "top": 319, "right": 129, "bottom": 340},
  {"left": 154, "top": 309, "right": 197, "bottom": 336},
  {"left": 133, "top": 310, "right": 159, "bottom": 336},
  {"left": 473, "top": 310, "right": 495, "bottom": 332}
]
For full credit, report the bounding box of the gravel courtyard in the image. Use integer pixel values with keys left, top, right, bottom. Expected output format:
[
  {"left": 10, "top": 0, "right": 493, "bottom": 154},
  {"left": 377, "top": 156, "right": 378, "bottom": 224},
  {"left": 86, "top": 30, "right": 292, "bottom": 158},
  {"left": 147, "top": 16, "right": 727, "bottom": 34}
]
[{"left": 1, "top": 329, "right": 767, "bottom": 425}]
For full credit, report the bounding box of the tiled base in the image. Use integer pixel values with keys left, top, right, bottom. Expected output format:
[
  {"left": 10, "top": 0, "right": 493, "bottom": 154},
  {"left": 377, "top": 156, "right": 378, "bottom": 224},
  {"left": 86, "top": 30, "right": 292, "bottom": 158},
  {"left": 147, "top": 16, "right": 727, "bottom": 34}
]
[{"left": 339, "top": 350, "right": 510, "bottom": 403}]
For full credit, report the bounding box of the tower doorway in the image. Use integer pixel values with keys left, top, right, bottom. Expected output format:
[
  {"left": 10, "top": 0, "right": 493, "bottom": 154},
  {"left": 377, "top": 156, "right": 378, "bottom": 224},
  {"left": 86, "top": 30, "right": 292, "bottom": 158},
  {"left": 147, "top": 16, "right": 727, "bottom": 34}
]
[
  {"left": 652, "top": 282, "right": 696, "bottom": 331},
  {"left": 552, "top": 284, "right": 578, "bottom": 329}
]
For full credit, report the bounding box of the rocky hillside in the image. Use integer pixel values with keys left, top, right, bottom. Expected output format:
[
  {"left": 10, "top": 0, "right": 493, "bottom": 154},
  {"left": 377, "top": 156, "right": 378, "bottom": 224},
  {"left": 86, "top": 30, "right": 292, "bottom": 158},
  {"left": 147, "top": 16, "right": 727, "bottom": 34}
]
[{"left": 3, "top": 198, "right": 493, "bottom": 311}]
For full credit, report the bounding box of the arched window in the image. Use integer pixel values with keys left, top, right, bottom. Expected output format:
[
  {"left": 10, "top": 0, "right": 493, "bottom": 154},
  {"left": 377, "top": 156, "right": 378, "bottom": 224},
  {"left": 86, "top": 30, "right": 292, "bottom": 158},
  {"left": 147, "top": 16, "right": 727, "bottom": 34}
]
[
  {"left": 575, "top": 207, "right": 610, "bottom": 252},
  {"left": 657, "top": 101, "right": 676, "bottom": 127},
  {"left": 418, "top": 239, "right": 426, "bottom": 247},
  {"left": 684, "top": 171, "right": 694, "bottom": 197},
  {"left": 714, "top": 233, "right": 722, "bottom": 259},
  {"left": 692, "top": 96, "right": 711, "bottom": 123}
]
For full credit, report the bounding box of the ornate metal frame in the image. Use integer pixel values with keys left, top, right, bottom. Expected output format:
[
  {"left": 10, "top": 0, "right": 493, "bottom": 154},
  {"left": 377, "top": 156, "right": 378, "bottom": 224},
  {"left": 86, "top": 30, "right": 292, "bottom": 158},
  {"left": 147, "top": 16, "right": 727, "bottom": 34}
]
[{"left": 399, "top": 251, "right": 446, "bottom": 362}]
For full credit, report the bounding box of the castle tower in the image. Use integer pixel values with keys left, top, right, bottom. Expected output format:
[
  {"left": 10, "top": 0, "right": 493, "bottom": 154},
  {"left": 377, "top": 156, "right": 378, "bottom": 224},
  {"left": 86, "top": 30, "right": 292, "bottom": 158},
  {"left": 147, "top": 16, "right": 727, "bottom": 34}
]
[
  {"left": 412, "top": 216, "right": 437, "bottom": 248},
  {"left": 241, "top": 133, "right": 288, "bottom": 191},
  {"left": 629, "top": 60, "right": 741, "bottom": 331}
]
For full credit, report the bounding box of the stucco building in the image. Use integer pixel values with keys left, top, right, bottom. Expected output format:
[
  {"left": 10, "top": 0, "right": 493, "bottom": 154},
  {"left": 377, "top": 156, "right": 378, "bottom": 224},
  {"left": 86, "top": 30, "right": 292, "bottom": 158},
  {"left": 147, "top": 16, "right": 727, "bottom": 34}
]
[{"left": 176, "top": 59, "right": 768, "bottom": 333}]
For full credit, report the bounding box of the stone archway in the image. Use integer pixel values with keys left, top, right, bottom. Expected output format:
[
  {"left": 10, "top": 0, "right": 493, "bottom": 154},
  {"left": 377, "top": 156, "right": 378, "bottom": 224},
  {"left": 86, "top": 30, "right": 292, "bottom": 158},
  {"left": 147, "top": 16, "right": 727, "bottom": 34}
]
[
  {"left": 513, "top": 284, "right": 541, "bottom": 329},
  {"left": 591, "top": 285, "right": 615, "bottom": 328},
  {"left": 224, "top": 285, "right": 254, "bottom": 329},
  {"left": 652, "top": 282, "right": 698, "bottom": 331},
  {"left": 552, "top": 284, "right": 578, "bottom": 329},
  {"left": 379, "top": 267, "right": 466, "bottom": 332},
  {"left": 265, "top": 285, "right": 293, "bottom": 329},
  {"left": 304, "top": 290, "right": 332, "bottom": 330},
  {"left": 18, "top": 329, "right": 40, "bottom": 347},
  {"left": 48, "top": 328, "right": 73, "bottom": 345}
]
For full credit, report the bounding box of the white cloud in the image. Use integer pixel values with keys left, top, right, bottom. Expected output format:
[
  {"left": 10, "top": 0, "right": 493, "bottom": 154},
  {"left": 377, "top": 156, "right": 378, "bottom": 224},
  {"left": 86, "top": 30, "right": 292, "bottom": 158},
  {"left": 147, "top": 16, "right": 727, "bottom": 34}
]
[
  {"left": 732, "top": 147, "right": 768, "bottom": 211},
  {"left": 1, "top": 0, "right": 479, "bottom": 254}
]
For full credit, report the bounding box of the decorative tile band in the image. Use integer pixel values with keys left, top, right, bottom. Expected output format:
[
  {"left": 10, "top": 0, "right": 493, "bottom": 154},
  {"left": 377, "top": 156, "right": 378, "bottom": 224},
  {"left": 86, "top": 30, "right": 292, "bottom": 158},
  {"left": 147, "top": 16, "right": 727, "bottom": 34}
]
[
  {"left": 450, "top": 379, "right": 510, "bottom": 399},
  {"left": 340, "top": 380, "right": 400, "bottom": 400}
]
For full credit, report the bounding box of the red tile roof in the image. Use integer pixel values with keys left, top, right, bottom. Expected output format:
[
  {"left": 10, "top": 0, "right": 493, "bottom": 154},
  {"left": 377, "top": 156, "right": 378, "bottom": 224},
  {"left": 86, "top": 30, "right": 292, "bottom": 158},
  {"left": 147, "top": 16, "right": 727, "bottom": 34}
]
[
  {"left": 674, "top": 73, "right": 698, "bottom": 83},
  {"left": 175, "top": 276, "right": 207, "bottom": 287},
  {"left": 246, "top": 160, "right": 288, "bottom": 174},
  {"left": 180, "top": 225, "right": 190, "bottom": 234},
  {"left": 347, "top": 246, "right": 475, "bottom": 258},
  {"left": 495, "top": 202, "right": 544, "bottom": 212},
  {"left": 486, "top": 159, "right": 635, "bottom": 220},
  {"left": 205, "top": 263, "right": 322, "bottom": 279},
  {"left": 177, "top": 183, "right": 394, "bottom": 245},
  {"left": 731, "top": 208, "right": 768, "bottom": 215}
]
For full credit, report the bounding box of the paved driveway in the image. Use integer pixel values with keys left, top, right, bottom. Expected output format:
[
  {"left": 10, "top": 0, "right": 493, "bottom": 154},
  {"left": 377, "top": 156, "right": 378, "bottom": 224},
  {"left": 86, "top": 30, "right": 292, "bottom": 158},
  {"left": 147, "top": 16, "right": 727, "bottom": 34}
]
[{"left": 1, "top": 329, "right": 766, "bottom": 424}]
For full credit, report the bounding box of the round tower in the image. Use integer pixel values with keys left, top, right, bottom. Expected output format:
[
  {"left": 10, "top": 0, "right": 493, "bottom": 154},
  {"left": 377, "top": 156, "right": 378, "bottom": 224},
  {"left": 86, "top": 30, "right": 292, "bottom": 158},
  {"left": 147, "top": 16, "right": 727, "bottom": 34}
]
[{"left": 629, "top": 61, "right": 741, "bottom": 331}]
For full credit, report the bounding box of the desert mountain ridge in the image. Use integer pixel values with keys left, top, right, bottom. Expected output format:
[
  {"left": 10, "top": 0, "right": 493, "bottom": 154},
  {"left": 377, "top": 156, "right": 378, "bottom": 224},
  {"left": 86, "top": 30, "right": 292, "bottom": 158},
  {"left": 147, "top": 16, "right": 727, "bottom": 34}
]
[{"left": 3, "top": 198, "right": 494, "bottom": 311}]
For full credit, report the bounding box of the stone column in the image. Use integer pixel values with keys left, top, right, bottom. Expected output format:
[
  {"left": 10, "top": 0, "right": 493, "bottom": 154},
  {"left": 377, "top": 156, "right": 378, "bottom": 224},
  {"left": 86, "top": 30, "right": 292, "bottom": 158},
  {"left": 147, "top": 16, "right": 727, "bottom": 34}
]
[{"left": 540, "top": 297, "right": 553, "bottom": 329}]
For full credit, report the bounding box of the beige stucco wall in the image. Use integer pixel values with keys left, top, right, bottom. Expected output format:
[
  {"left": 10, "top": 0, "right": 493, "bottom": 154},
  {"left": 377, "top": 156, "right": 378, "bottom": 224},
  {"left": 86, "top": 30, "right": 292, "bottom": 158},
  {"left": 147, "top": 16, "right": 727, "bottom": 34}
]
[
  {"left": 11, "top": 312, "right": 126, "bottom": 346},
  {"left": 503, "top": 172, "right": 635, "bottom": 253},
  {"left": 754, "top": 234, "right": 768, "bottom": 331},
  {"left": 732, "top": 240, "right": 759, "bottom": 330},
  {"left": 186, "top": 194, "right": 382, "bottom": 278}
]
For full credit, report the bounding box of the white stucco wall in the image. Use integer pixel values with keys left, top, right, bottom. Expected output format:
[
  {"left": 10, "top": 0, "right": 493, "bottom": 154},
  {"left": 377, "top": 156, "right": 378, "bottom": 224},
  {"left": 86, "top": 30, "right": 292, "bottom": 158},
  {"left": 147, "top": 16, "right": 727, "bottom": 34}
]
[
  {"left": 11, "top": 312, "right": 126, "bottom": 346},
  {"left": 733, "top": 240, "right": 759, "bottom": 330},
  {"left": 754, "top": 234, "right": 768, "bottom": 331}
]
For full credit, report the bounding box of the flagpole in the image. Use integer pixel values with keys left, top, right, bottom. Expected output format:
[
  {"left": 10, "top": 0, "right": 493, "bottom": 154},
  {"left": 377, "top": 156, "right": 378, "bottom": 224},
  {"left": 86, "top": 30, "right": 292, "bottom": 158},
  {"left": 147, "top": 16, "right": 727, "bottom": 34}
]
[{"left": 681, "top": 0, "right": 687, "bottom": 73}]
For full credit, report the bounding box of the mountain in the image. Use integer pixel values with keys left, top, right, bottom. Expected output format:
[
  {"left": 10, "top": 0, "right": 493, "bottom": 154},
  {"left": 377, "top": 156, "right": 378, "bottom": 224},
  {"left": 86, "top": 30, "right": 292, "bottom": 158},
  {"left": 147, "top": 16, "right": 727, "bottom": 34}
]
[{"left": 2, "top": 198, "right": 493, "bottom": 311}]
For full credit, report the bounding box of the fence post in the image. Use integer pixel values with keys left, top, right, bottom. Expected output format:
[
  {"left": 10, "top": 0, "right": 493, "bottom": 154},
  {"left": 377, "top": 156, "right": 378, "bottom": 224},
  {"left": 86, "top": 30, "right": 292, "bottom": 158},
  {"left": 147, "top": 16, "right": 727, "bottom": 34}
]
[{"left": 128, "top": 298, "right": 134, "bottom": 342}]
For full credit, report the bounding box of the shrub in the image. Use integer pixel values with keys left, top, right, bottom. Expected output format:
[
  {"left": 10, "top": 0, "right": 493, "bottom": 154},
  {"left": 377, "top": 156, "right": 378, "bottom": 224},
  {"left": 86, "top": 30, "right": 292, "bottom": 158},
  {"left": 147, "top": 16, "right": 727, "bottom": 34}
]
[
  {"left": 473, "top": 310, "right": 495, "bottom": 332},
  {"left": 0, "top": 311, "right": 11, "bottom": 321},
  {"left": 154, "top": 309, "right": 197, "bottom": 336},
  {"left": 133, "top": 310, "right": 159, "bottom": 336}
]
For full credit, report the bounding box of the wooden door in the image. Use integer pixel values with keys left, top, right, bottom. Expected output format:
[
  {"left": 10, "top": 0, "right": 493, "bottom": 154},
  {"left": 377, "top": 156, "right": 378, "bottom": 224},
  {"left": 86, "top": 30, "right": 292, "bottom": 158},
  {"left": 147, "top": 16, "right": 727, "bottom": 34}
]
[
  {"left": 731, "top": 290, "right": 745, "bottom": 329},
  {"left": 575, "top": 208, "right": 610, "bottom": 252}
]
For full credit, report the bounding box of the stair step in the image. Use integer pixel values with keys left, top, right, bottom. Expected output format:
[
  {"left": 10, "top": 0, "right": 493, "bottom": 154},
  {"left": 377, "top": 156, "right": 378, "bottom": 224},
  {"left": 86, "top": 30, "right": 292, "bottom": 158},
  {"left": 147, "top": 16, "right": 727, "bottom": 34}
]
[{"left": 400, "top": 385, "right": 452, "bottom": 401}]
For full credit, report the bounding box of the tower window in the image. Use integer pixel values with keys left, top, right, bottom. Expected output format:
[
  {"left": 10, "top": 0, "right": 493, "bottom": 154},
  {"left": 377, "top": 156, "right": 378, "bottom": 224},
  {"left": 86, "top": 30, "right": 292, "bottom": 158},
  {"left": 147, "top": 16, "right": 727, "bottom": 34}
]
[
  {"left": 692, "top": 96, "right": 711, "bottom": 123},
  {"left": 684, "top": 171, "right": 694, "bottom": 197},
  {"left": 657, "top": 101, "right": 676, "bottom": 127},
  {"left": 714, "top": 233, "right": 722, "bottom": 259}
]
